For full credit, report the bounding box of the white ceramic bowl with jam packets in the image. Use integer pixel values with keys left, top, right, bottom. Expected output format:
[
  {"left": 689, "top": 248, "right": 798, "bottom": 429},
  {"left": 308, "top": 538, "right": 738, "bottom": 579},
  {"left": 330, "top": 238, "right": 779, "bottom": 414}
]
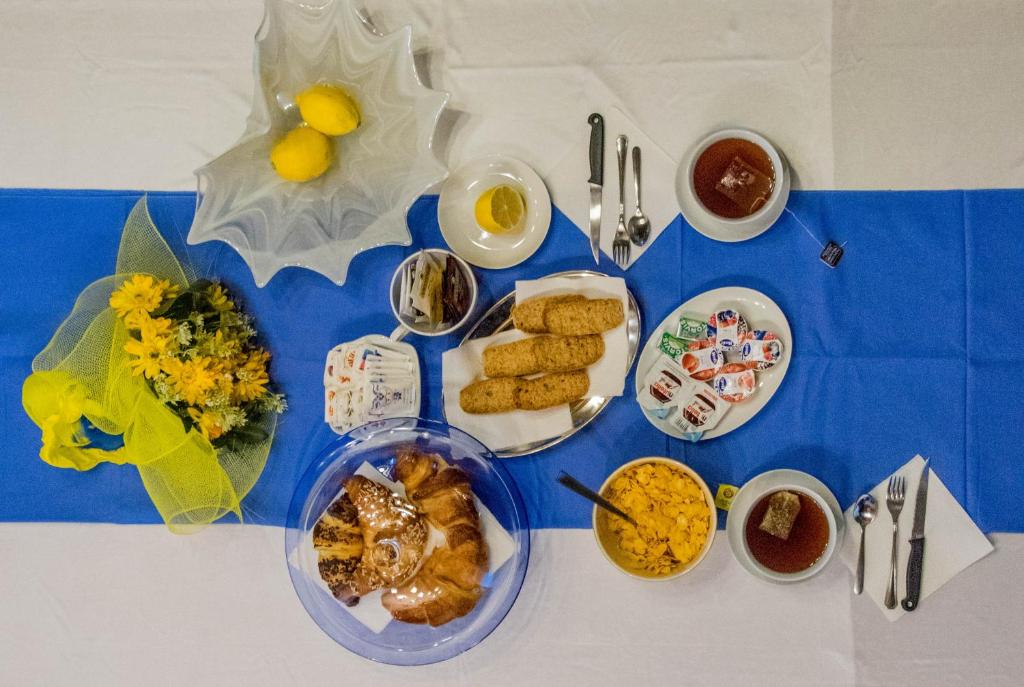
[{"left": 592, "top": 457, "right": 717, "bottom": 581}]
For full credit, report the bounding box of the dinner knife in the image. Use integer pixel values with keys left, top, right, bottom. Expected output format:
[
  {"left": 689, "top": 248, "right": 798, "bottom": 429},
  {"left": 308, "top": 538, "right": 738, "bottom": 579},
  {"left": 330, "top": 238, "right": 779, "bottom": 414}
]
[
  {"left": 901, "top": 459, "right": 930, "bottom": 611},
  {"left": 588, "top": 113, "right": 604, "bottom": 264}
]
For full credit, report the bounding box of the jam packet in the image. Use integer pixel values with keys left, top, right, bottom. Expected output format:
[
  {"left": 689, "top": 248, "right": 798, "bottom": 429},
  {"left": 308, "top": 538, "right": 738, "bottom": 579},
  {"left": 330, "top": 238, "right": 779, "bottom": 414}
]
[
  {"left": 738, "top": 330, "right": 784, "bottom": 371},
  {"left": 707, "top": 309, "right": 748, "bottom": 352}
]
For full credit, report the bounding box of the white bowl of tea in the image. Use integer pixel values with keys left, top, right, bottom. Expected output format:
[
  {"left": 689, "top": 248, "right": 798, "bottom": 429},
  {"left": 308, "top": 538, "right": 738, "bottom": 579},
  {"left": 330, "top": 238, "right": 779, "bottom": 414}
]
[
  {"left": 675, "top": 128, "right": 791, "bottom": 243},
  {"left": 726, "top": 470, "right": 843, "bottom": 584}
]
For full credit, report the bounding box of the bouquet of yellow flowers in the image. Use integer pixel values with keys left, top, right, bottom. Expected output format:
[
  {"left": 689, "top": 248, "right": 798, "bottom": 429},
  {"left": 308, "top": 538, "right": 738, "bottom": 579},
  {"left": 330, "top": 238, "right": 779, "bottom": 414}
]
[
  {"left": 22, "top": 198, "right": 285, "bottom": 532},
  {"left": 110, "top": 276, "right": 285, "bottom": 445}
]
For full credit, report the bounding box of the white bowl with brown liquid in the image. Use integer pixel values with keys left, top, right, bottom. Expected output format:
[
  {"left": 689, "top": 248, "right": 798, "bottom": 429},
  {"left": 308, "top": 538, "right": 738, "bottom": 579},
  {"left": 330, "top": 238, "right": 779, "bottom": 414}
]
[
  {"left": 675, "top": 128, "right": 791, "bottom": 242},
  {"left": 726, "top": 469, "right": 844, "bottom": 584}
]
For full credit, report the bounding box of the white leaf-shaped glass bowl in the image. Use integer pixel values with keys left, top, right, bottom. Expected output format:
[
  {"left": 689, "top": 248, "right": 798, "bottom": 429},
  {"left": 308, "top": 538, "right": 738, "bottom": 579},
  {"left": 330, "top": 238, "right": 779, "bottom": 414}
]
[{"left": 189, "top": 0, "right": 449, "bottom": 287}]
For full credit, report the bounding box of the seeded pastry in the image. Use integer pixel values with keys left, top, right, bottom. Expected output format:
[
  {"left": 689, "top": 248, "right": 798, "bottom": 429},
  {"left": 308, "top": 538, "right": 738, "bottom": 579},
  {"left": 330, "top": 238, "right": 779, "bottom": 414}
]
[
  {"left": 482, "top": 335, "right": 604, "bottom": 377},
  {"left": 543, "top": 298, "right": 624, "bottom": 335},
  {"left": 459, "top": 377, "right": 520, "bottom": 414},
  {"left": 459, "top": 371, "right": 590, "bottom": 413},
  {"left": 516, "top": 371, "right": 590, "bottom": 410},
  {"left": 512, "top": 294, "right": 585, "bottom": 333}
]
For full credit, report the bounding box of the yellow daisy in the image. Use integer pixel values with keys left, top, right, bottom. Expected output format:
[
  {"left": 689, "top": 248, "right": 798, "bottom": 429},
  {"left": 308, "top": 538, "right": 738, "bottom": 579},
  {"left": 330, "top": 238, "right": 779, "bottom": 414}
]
[
  {"left": 162, "top": 357, "right": 217, "bottom": 405},
  {"left": 207, "top": 283, "right": 234, "bottom": 312},
  {"left": 123, "top": 335, "right": 168, "bottom": 379},
  {"left": 140, "top": 316, "right": 174, "bottom": 343},
  {"left": 188, "top": 406, "right": 225, "bottom": 440},
  {"left": 122, "top": 310, "right": 152, "bottom": 331},
  {"left": 159, "top": 279, "right": 181, "bottom": 301},
  {"left": 109, "top": 274, "right": 166, "bottom": 319},
  {"left": 233, "top": 349, "right": 270, "bottom": 402}
]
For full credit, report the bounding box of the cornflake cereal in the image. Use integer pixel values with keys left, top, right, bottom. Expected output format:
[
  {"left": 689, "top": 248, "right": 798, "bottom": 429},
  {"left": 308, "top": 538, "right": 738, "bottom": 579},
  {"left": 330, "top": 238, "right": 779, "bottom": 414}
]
[{"left": 602, "top": 462, "right": 711, "bottom": 576}]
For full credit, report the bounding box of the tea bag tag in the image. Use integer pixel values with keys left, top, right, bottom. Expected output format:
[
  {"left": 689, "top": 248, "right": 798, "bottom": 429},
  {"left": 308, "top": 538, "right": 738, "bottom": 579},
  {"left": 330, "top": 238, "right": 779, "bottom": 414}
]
[
  {"left": 819, "top": 241, "right": 844, "bottom": 268},
  {"left": 784, "top": 208, "right": 847, "bottom": 269},
  {"left": 715, "top": 483, "right": 739, "bottom": 511}
]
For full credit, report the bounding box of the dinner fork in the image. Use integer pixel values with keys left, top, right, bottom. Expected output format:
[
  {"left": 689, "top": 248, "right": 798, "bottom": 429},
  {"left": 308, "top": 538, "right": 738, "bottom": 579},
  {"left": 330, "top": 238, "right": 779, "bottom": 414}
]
[
  {"left": 884, "top": 474, "right": 906, "bottom": 609},
  {"left": 612, "top": 134, "right": 631, "bottom": 268}
]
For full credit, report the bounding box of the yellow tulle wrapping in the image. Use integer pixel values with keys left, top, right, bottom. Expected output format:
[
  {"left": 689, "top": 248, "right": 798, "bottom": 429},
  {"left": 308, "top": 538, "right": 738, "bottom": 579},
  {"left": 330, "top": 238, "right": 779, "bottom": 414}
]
[{"left": 21, "top": 198, "right": 276, "bottom": 533}]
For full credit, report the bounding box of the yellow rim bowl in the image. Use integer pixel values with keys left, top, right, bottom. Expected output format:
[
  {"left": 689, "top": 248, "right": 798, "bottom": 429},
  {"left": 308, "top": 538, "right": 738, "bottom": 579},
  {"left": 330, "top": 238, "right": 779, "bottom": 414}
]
[{"left": 592, "top": 456, "right": 717, "bottom": 581}]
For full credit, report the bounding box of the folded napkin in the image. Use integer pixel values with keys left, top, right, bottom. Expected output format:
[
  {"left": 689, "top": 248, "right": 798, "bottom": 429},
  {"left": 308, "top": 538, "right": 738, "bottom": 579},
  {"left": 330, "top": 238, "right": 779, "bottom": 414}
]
[
  {"left": 293, "top": 461, "right": 516, "bottom": 634},
  {"left": 840, "top": 455, "right": 993, "bottom": 621},
  {"left": 443, "top": 330, "right": 574, "bottom": 452},
  {"left": 515, "top": 275, "right": 629, "bottom": 396},
  {"left": 546, "top": 106, "right": 678, "bottom": 269}
]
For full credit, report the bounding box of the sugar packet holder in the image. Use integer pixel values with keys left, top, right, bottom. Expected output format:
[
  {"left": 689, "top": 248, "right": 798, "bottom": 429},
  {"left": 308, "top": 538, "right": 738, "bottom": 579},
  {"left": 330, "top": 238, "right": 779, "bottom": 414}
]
[{"left": 324, "top": 335, "right": 421, "bottom": 435}]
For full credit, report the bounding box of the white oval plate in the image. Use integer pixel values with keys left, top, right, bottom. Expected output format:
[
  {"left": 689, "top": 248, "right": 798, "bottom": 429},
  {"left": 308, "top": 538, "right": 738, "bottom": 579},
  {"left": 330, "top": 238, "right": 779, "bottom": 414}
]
[
  {"left": 437, "top": 155, "right": 551, "bottom": 269},
  {"left": 725, "top": 469, "right": 845, "bottom": 584},
  {"left": 634, "top": 286, "right": 792, "bottom": 440}
]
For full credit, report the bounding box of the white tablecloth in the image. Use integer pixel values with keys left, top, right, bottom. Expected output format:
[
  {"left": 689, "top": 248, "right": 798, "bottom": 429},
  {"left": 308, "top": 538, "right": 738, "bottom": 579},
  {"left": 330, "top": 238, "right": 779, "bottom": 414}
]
[{"left": 2, "top": 1, "right": 1023, "bottom": 684}]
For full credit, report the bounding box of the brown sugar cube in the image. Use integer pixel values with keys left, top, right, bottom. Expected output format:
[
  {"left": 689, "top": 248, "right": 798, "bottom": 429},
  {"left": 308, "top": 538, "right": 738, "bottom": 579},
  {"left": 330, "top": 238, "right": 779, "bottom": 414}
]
[
  {"left": 758, "top": 490, "right": 801, "bottom": 540},
  {"left": 715, "top": 156, "right": 773, "bottom": 214}
]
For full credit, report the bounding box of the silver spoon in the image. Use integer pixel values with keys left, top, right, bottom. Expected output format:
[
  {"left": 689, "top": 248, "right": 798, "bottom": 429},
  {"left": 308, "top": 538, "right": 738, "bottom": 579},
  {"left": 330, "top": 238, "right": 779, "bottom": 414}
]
[
  {"left": 853, "top": 493, "right": 878, "bottom": 595},
  {"left": 627, "top": 146, "right": 651, "bottom": 246}
]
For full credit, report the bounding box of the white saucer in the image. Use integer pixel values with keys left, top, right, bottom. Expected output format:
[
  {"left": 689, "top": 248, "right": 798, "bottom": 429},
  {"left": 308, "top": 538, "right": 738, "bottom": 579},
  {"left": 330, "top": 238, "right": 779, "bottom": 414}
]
[
  {"left": 437, "top": 155, "right": 551, "bottom": 269},
  {"left": 635, "top": 286, "right": 792, "bottom": 440},
  {"left": 726, "top": 469, "right": 845, "bottom": 584}
]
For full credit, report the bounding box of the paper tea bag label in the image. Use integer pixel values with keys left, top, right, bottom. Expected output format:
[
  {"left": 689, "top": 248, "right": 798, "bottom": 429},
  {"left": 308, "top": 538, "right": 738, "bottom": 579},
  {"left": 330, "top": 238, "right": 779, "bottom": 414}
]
[
  {"left": 820, "top": 241, "right": 844, "bottom": 268},
  {"left": 715, "top": 484, "right": 739, "bottom": 511}
]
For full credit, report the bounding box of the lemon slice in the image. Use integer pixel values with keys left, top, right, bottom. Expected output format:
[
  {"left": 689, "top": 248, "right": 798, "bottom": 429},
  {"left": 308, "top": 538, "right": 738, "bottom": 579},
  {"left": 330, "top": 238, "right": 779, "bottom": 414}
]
[
  {"left": 296, "top": 84, "right": 361, "bottom": 136},
  {"left": 270, "top": 126, "right": 333, "bottom": 182},
  {"left": 475, "top": 185, "right": 525, "bottom": 234}
]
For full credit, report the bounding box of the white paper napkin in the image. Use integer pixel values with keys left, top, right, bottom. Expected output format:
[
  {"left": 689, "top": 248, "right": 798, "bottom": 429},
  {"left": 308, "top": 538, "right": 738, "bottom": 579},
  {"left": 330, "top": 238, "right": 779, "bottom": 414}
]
[
  {"left": 546, "top": 106, "right": 678, "bottom": 269},
  {"left": 515, "top": 275, "right": 629, "bottom": 396},
  {"left": 443, "top": 330, "right": 574, "bottom": 452},
  {"left": 840, "top": 455, "right": 993, "bottom": 621},
  {"left": 293, "top": 461, "right": 516, "bottom": 634}
]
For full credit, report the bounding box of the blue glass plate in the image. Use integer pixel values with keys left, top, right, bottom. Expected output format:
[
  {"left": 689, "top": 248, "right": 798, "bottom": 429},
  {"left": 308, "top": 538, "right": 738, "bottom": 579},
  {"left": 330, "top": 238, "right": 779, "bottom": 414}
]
[{"left": 285, "top": 417, "right": 530, "bottom": 665}]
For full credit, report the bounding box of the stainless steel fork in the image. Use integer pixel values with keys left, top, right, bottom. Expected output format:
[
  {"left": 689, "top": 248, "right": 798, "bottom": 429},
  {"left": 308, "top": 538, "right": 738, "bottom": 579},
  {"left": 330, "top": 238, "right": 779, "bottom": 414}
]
[
  {"left": 884, "top": 474, "right": 906, "bottom": 609},
  {"left": 612, "top": 134, "right": 631, "bottom": 268}
]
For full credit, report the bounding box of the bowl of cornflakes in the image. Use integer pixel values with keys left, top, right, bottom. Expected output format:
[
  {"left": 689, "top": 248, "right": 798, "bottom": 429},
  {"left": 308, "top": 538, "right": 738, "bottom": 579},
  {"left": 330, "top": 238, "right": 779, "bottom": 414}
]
[{"left": 593, "top": 457, "right": 716, "bottom": 580}]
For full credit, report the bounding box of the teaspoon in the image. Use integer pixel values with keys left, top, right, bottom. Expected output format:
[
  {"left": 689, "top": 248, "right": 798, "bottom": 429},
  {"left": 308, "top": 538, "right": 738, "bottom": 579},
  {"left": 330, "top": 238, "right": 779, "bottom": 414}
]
[
  {"left": 853, "top": 493, "right": 878, "bottom": 595},
  {"left": 627, "top": 146, "right": 651, "bottom": 246}
]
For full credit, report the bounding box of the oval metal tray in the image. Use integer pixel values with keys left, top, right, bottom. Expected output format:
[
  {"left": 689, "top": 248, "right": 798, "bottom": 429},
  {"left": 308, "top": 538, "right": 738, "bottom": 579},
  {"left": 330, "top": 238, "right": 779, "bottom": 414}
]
[{"left": 452, "top": 270, "right": 641, "bottom": 458}]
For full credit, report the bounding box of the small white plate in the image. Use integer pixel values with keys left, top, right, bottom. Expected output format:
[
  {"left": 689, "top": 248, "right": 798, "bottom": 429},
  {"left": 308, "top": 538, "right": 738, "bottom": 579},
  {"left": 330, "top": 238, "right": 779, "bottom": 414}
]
[
  {"left": 634, "top": 286, "right": 792, "bottom": 440},
  {"left": 725, "top": 469, "right": 845, "bottom": 584},
  {"left": 437, "top": 155, "right": 551, "bottom": 269}
]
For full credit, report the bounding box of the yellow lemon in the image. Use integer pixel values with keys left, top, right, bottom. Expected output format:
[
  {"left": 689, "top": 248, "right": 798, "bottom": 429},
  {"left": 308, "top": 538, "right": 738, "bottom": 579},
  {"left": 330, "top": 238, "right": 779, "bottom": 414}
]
[
  {"left": 474, "top": 185, "right": 525, "bottom": 234},
  {"left": 270, "top": 126, "right": 333, "bottom": 182},
  {"left": 296, "top": 84, "right": 361, "bottom": 136}
]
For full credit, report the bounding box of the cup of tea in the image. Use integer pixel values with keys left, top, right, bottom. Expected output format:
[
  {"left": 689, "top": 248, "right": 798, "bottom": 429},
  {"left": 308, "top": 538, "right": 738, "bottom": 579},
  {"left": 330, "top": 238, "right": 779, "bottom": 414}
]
[
  {"left": 675, "top": 128, "right": 791, "bottom": 243},
  {"left": 726, "top": 471, "right": 842, "bottom": 584}
]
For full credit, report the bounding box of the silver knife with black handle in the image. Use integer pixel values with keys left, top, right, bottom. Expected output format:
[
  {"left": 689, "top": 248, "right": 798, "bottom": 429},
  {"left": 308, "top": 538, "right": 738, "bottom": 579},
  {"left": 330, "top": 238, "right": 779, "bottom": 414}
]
[
  {"left": 902, "top": 459, "right": 930, "bottom": 611},
  {"left": 588, "top": 113, "right": 604, "bottom": 264}
]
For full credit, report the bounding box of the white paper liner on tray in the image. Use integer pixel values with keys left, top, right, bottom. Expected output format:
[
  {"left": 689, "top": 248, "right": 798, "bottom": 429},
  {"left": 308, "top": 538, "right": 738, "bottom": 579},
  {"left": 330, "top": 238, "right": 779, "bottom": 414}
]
[
  {"left": 443, "top": 275, "right": 630, "bottom": 452},
  {"left": 288, "top": 461, "right": 515, "bottom": 634},
  {"left": 443, "top": 331, "right": 574, "bottom": 452}
]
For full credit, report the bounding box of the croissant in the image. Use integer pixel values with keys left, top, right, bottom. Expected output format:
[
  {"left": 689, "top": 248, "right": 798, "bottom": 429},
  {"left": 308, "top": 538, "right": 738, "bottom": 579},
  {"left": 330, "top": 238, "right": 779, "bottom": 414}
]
[
  {"left": 312, "top": 493, "right": 364, "bottom": 606},
  {"left": 343, "top": 475, "right": 429, "bottom": 595},
  {"left": 382, "top": 449, "right": 489, "bottom": 626}
]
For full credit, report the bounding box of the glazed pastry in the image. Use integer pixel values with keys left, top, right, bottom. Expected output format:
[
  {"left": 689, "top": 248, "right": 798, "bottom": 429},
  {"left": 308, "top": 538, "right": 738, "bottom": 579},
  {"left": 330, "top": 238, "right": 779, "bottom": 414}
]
[
  {"left": 512, "top": 294, "right": 623, "bottom": 335},
  {"left": 482, "top": 334, "right": 604, "bottom": 378},
  {"left": 343, "top": 475, "right": 429, "bottom": 594},
  {"left": 312, "top": 493, "right": 364, "bottom": 606},
  {"left": 459, "top": 371, "right": 590, "bottom": 413},
  {"left": 383, "top": 449, "right": 489, "bottom": 626}
]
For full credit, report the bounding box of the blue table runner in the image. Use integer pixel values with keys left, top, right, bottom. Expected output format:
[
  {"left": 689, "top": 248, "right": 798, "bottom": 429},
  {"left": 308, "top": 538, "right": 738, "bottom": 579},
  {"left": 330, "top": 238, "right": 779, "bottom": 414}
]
[{"left": 1, "top": 188, "right": 1021, "bottom": 531}]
